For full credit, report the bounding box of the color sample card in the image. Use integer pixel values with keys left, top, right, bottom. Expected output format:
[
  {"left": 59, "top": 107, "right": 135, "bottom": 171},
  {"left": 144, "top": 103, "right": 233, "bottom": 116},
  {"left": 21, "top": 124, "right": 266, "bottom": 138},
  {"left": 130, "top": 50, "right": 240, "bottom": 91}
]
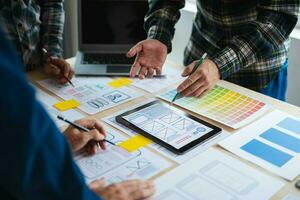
[
  {"left": 219, "top": 110, "right": 300, "bottom": 180},
  {"left": 158, "top": 85, "right": 271, "bottom": 129},
  {"left": 37, "top": 77, "right": 140, "bottom": 115},
  {"left": 260, "top": 128, "right": 300, "bottom": 153},
  {"left": 241, "top": 139, "right": 293, "bottom": 167},
  {"left": 278, "top": 118, "right": 300, "bottom": 135}
]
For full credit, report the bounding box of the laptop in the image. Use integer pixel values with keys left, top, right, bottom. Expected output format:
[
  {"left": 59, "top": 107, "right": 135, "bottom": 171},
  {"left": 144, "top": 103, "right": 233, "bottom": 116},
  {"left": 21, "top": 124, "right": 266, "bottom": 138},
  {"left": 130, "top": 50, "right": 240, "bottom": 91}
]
[{"left": 75, "top": 0, "right": 148, "bottom": 76}]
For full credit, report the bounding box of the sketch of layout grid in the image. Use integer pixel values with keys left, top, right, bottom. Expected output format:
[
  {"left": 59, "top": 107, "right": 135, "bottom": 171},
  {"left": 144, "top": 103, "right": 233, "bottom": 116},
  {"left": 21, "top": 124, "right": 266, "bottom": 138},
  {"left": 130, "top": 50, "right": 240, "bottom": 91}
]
[
  {"left": 155, "top": 127, "right": 181, "bottom": 142},
  {"left": 173, "top": 118, "right": 194, "bottom": 130},
  {"left": 160, "top": 112, "right": 181, "bottom": 124},
  {"left": 77, "top": 148, "right": 141, "bottom": 179},
  {"left": 126, "top": 159, "right": 159, "bottom": 178},
  {"left": 143, "top": 121, "right": 165, "bottom": 133}
]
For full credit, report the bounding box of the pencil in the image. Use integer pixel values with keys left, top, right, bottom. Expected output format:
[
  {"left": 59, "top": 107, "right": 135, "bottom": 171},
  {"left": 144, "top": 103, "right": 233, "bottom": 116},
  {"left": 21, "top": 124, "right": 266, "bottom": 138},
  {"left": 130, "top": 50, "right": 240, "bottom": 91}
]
[
  {"left": 42, "top": 48, "right": 75, "bottom": 87},
  {"left": 171, "top": 53, "right": 208, "bottom": 104},
  {"left": 57, "top": 115, "right": 116, "bottom": 147}
]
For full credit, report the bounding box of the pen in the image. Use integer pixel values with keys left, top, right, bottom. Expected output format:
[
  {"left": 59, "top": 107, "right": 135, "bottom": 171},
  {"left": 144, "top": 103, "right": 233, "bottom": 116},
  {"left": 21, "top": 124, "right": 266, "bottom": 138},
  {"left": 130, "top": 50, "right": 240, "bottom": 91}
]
[
  {"left": 57, "top": 115, "right": 116, "bottom": 147},
  {"left": 171, "top": 53, "right": 208, "bottom": 104},
  {"left": 42, "top": 48, "right": 75, "bottom": 87}
]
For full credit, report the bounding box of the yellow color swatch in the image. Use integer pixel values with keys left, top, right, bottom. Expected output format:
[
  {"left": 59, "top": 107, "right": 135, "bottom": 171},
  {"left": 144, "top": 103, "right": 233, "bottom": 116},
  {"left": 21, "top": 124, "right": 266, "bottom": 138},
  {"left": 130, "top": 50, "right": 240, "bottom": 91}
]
[
  {"left": 118, "top": 135, "right": 152, "bottom": 152},
  {"left": 108, "top": 78, "right": 133, "bottom": 88},
  {"left": 53, "top": 99, "right": 80, "bottom": 111}
]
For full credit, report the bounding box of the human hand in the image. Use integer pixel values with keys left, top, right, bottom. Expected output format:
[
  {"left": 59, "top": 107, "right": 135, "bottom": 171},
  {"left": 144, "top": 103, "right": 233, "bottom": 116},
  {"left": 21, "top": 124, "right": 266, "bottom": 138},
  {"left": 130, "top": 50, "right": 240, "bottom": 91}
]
[
  {"left": 127, "top": 39, "right": 167, "bottom": 79},
  {"left": 177, "top": 59, "right": 220, "bottom": 97},
  {"left": 89, "top": 178, "right": 155, "bottom": 200},
  {"left": 63, "top": 119, "right": 106, "bottom": 155},
  {"left": 44, "top": 58, "right": 74, "bottom": 84}
]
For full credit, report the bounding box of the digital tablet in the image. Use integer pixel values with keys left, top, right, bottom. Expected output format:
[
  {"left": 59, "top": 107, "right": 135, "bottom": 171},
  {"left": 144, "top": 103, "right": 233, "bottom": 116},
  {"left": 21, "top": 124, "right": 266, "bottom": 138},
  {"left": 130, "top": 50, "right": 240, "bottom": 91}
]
[{"left": 116, "top": 100, "right": 222, "bottom": 154}]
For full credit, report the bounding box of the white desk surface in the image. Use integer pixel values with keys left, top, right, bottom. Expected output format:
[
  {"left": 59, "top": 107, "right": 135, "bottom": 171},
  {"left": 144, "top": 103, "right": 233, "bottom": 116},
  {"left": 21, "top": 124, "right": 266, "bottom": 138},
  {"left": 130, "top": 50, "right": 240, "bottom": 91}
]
[{"left": 28, "top": 57, "right": 300, "bottom": 199}]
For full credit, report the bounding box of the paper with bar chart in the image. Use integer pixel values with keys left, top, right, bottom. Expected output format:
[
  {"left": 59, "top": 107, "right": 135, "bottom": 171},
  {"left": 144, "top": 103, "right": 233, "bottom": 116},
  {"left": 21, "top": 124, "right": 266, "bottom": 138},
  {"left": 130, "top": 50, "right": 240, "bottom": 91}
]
[
  {"left": 37, "top": 77, "right": 140, "bottom": 115},
  {"left": 158, "top": 85, "right": 271, "bottom": 129},
  {"left": 155, "top": 149, "right": 284, "bottom": 200},
  {"left": 219, "top": 110, "right": 300, "bottom": 180},
  {"left": 75, "top": 127, "right": 172, "bottom": 184}
]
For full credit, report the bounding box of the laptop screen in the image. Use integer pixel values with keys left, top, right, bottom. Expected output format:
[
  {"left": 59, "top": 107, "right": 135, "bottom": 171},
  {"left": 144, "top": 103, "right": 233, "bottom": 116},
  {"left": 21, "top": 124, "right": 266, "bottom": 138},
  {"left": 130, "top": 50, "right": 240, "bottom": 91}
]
[{"left": 81, "top": 0, "right": 148, "bottom": 45}]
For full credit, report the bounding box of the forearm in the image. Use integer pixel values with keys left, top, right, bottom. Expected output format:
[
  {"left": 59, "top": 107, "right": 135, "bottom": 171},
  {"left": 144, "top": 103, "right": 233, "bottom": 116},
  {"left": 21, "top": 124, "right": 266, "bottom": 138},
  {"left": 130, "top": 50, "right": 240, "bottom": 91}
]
[
  {"left": 145, "top": 0, "right": 185, "bottom": 52},
  {"left": 211, "top": 1, "right": 299, "bottom": 79},
  {"left": 40, "top": 0, "right": 65, "bottom": 57}
]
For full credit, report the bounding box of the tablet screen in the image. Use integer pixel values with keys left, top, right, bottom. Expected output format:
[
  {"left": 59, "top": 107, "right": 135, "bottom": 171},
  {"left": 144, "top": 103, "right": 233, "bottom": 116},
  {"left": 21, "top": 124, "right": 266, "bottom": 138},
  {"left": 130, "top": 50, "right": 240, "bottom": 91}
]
[{"left": 122, "top": 102, "right": 214, "bottom": 149}]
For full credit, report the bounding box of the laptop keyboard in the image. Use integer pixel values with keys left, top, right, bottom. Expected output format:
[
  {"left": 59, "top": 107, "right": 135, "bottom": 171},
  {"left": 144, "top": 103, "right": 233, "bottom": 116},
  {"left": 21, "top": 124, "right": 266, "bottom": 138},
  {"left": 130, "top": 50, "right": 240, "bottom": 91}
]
[{"left": 82, "top": 53, "right": 135, "bottom": 64}]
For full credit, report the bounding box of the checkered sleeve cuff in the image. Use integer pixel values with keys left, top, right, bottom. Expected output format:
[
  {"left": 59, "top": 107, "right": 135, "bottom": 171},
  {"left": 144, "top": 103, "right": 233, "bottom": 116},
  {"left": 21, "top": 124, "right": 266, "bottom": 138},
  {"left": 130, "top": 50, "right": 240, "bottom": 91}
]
[
  {"left": 43, "top": 44, "right": 63, "bottom": 58},
  {"left": 211, "top": 37, "right": 257, "bottom": 79},
  {"left": 147, "top": 25, "right": 173, "bottom": 53}
]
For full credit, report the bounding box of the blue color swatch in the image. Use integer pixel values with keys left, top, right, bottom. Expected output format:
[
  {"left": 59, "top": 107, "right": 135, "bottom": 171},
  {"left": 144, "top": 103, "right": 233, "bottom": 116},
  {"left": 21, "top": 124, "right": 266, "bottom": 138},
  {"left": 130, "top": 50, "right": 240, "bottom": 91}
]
[
  {"left": 277, "top": 118, "right": 300, "bottom": 134},
  {"left": 241, "top": 139, "right": 293, "bottom": 167},
  {"left": 260, "top": 128, "right": 300, "bottom": 153}
]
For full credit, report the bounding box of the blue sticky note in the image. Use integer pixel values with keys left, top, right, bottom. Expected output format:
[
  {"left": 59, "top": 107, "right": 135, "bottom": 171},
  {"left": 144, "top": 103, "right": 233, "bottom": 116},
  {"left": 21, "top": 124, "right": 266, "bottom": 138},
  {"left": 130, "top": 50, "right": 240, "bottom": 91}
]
[
  {"left": 277, "top": 118, "right": 300, "bottom": 135},
  {"left": 241, "top": 139, "right": 293, "bottom": 167},
  {"left": 260, "top": 128, "right": 300, "bottom": 153}
]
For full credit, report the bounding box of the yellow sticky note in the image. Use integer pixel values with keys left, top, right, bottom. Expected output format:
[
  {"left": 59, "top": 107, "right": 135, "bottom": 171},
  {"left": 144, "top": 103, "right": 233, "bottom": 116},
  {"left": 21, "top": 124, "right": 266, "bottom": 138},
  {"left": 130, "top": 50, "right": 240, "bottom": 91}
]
[
  {"left": 108, "top": 78, "right": 132, "bottom": 88},
  {"left": 118, "top": 135, "right": 152, "bottom": 152},
  {"left": 118, "top": 78, "right": 132, "bottom": 85},
  {"left": 53, "top": 99, "right": 80, "bottom": 111}
]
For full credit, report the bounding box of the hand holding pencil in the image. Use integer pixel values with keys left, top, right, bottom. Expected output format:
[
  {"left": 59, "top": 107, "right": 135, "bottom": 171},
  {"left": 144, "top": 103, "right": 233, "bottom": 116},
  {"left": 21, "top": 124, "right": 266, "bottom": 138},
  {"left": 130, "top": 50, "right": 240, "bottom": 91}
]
[
  {"left": 42, "top": 48, "right": 74, "bottom": 86},
  {"left": 173, "top": 53, "right": 221, "bottom": 102},
  {"left": 62, "top": 118, "right": 110, "bottom": 155}
]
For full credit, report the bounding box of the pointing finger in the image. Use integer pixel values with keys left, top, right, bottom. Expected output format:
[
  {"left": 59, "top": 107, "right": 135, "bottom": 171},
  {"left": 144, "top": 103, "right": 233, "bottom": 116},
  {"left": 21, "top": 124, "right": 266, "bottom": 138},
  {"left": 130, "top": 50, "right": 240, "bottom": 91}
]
[{"left": 127, "top": 43, "right": 142, "bottom": 58}]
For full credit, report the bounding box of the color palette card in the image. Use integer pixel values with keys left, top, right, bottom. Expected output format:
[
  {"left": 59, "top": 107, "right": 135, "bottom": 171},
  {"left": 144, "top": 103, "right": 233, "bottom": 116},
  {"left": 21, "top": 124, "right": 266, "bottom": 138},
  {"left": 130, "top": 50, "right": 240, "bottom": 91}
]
[
  {"left": 219, "top": 110, "right": 300, "bottom": 180},
  {"left": 158, "top": 85, "right": 271, "bottom": 129}
]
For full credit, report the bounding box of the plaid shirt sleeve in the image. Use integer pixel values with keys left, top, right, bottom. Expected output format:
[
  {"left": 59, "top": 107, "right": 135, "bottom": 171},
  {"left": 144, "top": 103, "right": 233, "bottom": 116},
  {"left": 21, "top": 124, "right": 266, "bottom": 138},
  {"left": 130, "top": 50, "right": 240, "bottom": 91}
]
[
  {"left": 145, "top": 0, "right": 185, "bottom": 52},
  {"left": 40, "top": 0, "right": 65, "bottom": 58},
  {"left": 211, "top": 1, "right": 300, "bottom": 79}
]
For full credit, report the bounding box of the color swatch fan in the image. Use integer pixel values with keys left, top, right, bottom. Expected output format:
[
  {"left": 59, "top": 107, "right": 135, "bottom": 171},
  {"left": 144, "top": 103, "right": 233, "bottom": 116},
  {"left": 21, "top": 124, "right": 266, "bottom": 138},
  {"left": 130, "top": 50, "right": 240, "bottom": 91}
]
[{"left": 158, "top": 85, "right": 271, "bottom": 129}]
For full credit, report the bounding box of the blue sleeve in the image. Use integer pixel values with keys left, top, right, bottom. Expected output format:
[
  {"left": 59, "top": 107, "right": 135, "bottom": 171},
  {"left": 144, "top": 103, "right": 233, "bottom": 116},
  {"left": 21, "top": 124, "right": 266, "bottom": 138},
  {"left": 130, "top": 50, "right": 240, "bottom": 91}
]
[{"left": 0, "top": 29, "right": 101, "bottom": 200}]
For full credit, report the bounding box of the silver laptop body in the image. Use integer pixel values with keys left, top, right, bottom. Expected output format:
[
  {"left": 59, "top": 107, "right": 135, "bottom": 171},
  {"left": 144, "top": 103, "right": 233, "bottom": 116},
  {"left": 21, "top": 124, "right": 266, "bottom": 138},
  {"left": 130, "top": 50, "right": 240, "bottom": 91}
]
[{"left": 75, "top": 0, "right": 148, "bottom": 76}]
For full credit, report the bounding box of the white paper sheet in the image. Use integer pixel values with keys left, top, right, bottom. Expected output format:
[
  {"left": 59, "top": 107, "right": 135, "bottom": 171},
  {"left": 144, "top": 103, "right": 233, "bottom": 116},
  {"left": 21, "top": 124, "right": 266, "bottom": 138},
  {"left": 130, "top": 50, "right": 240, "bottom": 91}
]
[
  {"left": 102, "top": 100, "right": 230, "bottom": 164},
  {"left": 282, "top": 194, "right": 300, "bottom": 200},
  {"left": 37, "top": 77, "right": 141, "bottom": 115},
  {"left": 35, "top": 88, "right": 85, "bottom": 128},
  {"left": 155, "top": 149, "right": 285, "bottom": 200},
  {"left": 75, "top": 127, "right": 172, "bottom": 184},
  {"left": 131, "top": 68, "right": 184, "bottom": 93},
  {"left": 219, "top": 110, "right": 300, "bottom": 181}
]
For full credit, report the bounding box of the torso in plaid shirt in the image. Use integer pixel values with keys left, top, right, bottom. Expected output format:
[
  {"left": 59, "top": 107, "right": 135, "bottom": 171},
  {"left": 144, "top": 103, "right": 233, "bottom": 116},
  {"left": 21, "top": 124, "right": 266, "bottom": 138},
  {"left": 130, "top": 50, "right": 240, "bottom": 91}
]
[
  {"left": 145, "top": 0, "right": 300, "bottom": 91},
  {"left": 0, "top": 0, "right": 64, "bottom": 71}
]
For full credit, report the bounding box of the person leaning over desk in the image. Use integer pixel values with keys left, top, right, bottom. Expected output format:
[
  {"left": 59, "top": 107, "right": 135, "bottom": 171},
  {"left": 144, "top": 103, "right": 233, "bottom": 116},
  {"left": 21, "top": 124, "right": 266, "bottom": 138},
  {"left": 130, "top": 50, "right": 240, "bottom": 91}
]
[
  {"left": 128, "top": 0, "right": 300, "bottom": 101},
  {"left": 0, "top": 30, "right": 155, "bottom": 200},
  {"left": 0, "top": 0, "right": 73, "bottom": 84}
]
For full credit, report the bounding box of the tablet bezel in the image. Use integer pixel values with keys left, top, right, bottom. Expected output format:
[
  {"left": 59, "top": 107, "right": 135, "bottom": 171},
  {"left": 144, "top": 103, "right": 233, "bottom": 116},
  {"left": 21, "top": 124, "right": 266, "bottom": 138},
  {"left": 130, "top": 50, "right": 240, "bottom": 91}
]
[{"left": 115, "top": 100, "right": 222, "bottom": 155}]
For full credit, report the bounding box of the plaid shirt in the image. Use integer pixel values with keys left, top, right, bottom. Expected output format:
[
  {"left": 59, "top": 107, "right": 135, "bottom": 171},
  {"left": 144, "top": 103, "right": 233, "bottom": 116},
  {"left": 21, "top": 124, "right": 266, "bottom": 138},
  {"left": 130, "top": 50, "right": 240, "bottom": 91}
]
[
  {"left": 0, "top": 0, "right": 64, "bottom": 71},
  {"left": 145, "top": 0, "right": 300, "bottom": 91}
]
